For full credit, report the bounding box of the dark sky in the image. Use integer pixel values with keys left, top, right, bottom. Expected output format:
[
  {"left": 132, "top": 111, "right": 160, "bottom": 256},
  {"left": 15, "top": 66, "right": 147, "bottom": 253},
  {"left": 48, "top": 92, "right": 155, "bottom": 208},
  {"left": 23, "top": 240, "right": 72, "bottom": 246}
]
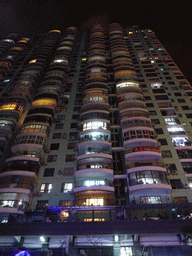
[{"left": 0, "top": 0, "right": 192, "bottom": 84}]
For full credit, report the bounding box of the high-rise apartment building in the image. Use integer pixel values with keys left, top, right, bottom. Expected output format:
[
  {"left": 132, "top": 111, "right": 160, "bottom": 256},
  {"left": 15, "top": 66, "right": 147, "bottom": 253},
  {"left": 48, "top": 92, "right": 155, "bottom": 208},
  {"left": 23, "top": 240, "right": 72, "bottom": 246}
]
[{"left": 0, "top": 23, "right": 192, "bottom": 255}]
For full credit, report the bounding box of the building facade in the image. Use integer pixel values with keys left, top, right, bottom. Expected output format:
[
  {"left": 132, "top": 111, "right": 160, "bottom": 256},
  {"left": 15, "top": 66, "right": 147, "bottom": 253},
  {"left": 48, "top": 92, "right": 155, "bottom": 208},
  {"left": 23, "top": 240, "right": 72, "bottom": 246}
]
[{"left": 0, "top": 23, "right": 192, "bottom": 255}]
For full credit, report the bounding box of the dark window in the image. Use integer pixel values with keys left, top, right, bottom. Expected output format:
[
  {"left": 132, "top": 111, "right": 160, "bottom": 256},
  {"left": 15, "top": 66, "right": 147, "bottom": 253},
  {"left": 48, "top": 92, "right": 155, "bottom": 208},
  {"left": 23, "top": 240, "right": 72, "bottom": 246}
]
[
  {"left": 158, "top": 139, "right": 168, "bottom": 145},
  {"left": 155, "top": 95, "right": 169, "bottom": 100},
  {"left": 36, "top": 200, "right": 48, "bottom": 211},
  {"left": 72, "top": 114, "right": 80, "bottom": 120},
  {"left": 73, "top": 107, "right": 81, "bottom": 112},
  {"left": 178, "top": 99, "right": 186, "bottom": 103},
  {"left": 50, "top": 143, "right": 60, "bottom": 150},
  {"left": 47, "top": 155, "right": 57, "bottom": 163},
  {"left": 170, "top": 179, "right": 183, "bottom": 189},
  {"left": 70, "top": 122, "right": 78, "bottom": 129},
  {"left": 149, "top": 111, "right": 157, "bottom": 115},
  {"left": 146, "top": 103, "right": 154, "bottom": 108},
  {"left": 181, "top": 106, "right": 190, "bottom": 110},
  {"left": 55, "top": 124, "right": 64, "bottom": 129},
  {"left": 65, "top": 154, "right": 76, "bottom": 162},
  {"left": 52, "top": 133, "right": 62, "bottom": 139},
  {"left": 67, "top": 142, "right": 77, "bottom": 150},
  {"left": 152, "top": 119, "right": 160, "bottom": 124},
  {"left": 69, "top": 132, "right": 78, "bottom": 141},
  {"left": 174, "top": 93, "right": 182, "bottom": 96},
  {"left": 162, "top": 150, "right": 172, "bottom": 158},
  {"left": 44, "top": 168, "right": 55, "bottom": 177},
  {"left": 155, "top": 128, "right": 164, "bottom": 134},
  {"left": 186, "top": 113, "right": 192, "bottom": 118},
  {"left": 144, "top": 96, "right": 151, "bottom": 101}
]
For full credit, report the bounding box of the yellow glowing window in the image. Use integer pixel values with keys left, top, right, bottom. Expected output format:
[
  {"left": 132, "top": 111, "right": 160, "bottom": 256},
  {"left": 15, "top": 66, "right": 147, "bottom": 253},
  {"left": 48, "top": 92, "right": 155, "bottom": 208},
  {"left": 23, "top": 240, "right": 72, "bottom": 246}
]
[
  {"left": 18, "top": 40, "right": 27, "bottom": 43},
  {"left": 82, "top": 58, "right": 87, "bottom": 61},
  {"left": 84, "top": 218, "right": 105, "bottom": 222},
  {"left": 29, "top": 59, "right": 37, "bottom": 63},
  {"left": 32, "top": 99, "right": 57, "bottom": 107},
  {"left": 0, "top": 103, "right": 23, "bottom": 111},
  {"left": 49, "top": 30, "right": 61, "bottom": 33},
  {"left": 86, "top": 198, "right": 103, "bottom": 206},
  {"left": 129, "top": 32, "right": 133, "bottom": 34},
  {"left": 155, "top": 57, "right": 159, "bottom": 59}
]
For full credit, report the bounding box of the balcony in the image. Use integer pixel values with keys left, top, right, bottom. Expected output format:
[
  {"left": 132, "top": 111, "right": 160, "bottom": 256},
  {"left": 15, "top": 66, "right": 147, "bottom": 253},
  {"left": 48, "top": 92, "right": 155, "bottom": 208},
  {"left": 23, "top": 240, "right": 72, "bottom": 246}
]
[
  {"left": 4, "top": 155, "right": 40, "bottom": 174},
  {"left": 0, "top": 178, "right": 35, "bottom": 191},
  {"left": 125, "top": 146, "right": 161, "bottom": 162},
  {"left": 11, "top": 133, "right": 46, "bottom": 154},
  {"left": 27, "top": 107, "right": 54, "bottom": 118},
  {"left": 0, "top": 200, "right": 29, "bottom": 214},
  {"left": 123, "top": 128, "right": 157, "bottom": 146},
  {"left": 116, "top": 81, "right": 141, "bottom": 93},
  {"left": 23, "top": 114, "right": 53, "bottom": 126},
  {"left": 80, "top": 110, "right": 110, "bottom": 122},
  {"left": 76, "top": 168, "right": 113, "bottom": 179},
  {"left": 32, "top": 98, "right": 57, "bottom": 109},
  {"left": 120, "top": 109, "right": 149, "bottom": 120},
  {"left": 121, "top": 117, "right": 152, "bottom": 130},
  {"left": 129, "top": 182, "right": 172, "bottom": 193},
  {"left": 19, "top": 123, "right": 49, "bottom": 135},
  {"left": 118, "top": 101, "right": 146, "bottom": 112},
  {"left": 126, "top": 160, "right": 164, "bottom": 170},
  {"left": 81, "top": 120, "right": 110, "bottom": 132},
  {"left": 0, "top": 120, "right": 15, "bottom": 137},
  {"left": 74, "top": 182, "right": 114, "bottom": 193},
  {"left": 118, "top": 93, "right": 144, "bottom": 103},
  {"left": 74, "top": 191, "right": 114, "bottom": 207},
  {"left": 77, "top": 148, "right": 112, "bottom": 164},
  {"left": 79, "top": 132, "right": 110, "bottom": 143}
]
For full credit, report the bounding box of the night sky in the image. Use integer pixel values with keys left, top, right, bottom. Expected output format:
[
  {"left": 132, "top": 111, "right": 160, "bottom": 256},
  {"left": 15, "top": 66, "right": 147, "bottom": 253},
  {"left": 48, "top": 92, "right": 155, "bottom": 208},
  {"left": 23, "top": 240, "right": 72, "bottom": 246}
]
[{"left": 0, "top": 0, "right": 192, "bottom": 83}]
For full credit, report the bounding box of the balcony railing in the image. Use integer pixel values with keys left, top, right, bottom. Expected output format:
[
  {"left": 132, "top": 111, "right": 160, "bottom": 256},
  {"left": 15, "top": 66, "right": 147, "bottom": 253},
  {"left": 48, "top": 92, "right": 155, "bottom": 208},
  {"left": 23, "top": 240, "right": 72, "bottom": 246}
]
[
  {"left": 75, "top": 180, "right": 113, "bottom": 188},
  {"left": 80, "top": 134, "right": 110, "bottom": 143},
  {"left": 77, "top": 163, "right": 112, "bottom": 170},
  {"left": 0, "top": 200, "right": 29, "bottom": 210},
  {"left": 129, "top": 178, "right": 168, "bottom": 186},
  {"left": 126, "top": 160, "right": 164, "bottom": 169},
  {"left": 78, "top": 148, "right": 111, "bottom": 156},
  {"left": 0, "top": 182, "right": 34, "bottom": 191}
]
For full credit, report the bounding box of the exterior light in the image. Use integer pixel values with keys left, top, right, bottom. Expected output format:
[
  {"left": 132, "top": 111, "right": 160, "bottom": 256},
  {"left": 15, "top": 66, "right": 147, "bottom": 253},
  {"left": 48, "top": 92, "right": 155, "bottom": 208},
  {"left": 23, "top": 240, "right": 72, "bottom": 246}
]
[
  {"left": 114, "top": 235, "right": 119, "bottom": 242},
  {"left": 40, "top": 236, "right": 45, "bottom": 242}
]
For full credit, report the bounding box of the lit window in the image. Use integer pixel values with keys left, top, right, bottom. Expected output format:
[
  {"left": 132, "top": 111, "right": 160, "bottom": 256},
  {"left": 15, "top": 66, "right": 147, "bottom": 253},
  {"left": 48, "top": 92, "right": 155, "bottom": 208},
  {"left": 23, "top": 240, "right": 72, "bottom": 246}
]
[
  {"left": 84, "top": 218, "right": 105, "bottom": 222},
  {"left": 120, "top": 247, "right": 132, "bottom": 256},
  {"left": 49, "top": 30, "right": 61, "bottom": 33},
  {"left": 61, "top": 183, "right": 73, "bottom": 193},
  {"left": 40, "top": 183, "right": 52, "bottom": 193},
  {"left": 164, "top": 118, "right": 179, "bottom": 126},
  {"left": 53, "top": 59, "right": 68, "bottom": 63},
  {"left": 82, "top": 58, "right": 87, "bottom": 61},
  {"left": 29, "top": 59, "right": 37, "bottom": 63},
  {"left": 140, "top": 196, "right": 161, "bottom": 204},
  {"left": 116, "top": 82, "right": 140, "bottom": 89},
  {"left": 84, "top": 180, "right": 105, "bottom": 186},
  {"left": 167, "top": 127, "right": 185, "bottom": 132},
  {"left": 86, "top": 198, "right": 103, "bottom": 206}
]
